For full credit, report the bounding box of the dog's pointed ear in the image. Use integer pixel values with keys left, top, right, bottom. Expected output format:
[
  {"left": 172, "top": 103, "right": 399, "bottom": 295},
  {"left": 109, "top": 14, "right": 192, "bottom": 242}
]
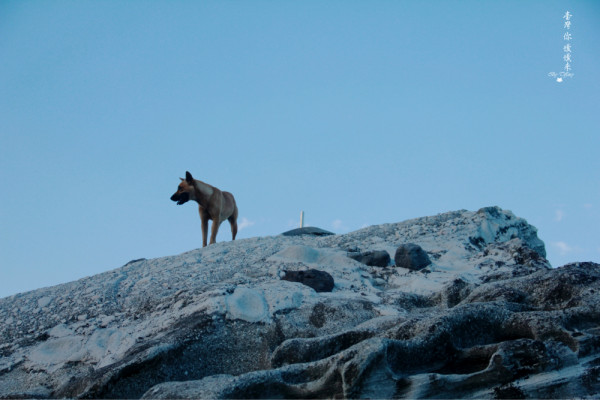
[{"left": 185, "top": 171, "right": 194, "bottom": 184}]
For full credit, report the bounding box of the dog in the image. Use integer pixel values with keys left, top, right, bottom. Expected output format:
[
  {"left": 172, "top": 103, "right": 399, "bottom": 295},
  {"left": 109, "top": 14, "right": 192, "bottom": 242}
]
[{"left": 170, "top": 171, "right": 238, "bottom": 247}]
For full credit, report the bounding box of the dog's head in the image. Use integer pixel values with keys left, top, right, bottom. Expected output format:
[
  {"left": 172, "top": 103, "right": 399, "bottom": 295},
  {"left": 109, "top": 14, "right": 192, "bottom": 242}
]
[{"left": 170, "top": 171, "right": 195, "bottom": 205}]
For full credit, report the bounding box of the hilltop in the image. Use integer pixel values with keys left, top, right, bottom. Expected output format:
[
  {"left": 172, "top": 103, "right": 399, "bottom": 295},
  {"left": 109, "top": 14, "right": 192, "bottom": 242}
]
[{"left": 1, "top": 207, "right": 599, "bottom": 399}]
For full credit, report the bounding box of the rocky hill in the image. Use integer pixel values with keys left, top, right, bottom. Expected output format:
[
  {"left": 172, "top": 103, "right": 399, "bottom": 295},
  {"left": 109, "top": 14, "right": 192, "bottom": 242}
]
[{"left": 1, "top": 206, "right": 599, "bottom": 399}]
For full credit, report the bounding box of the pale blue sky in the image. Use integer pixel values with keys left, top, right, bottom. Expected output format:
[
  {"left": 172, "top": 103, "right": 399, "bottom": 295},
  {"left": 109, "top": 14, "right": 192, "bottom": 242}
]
[{"left": 1, "top": 1, "right": 599, "bottom": 298}]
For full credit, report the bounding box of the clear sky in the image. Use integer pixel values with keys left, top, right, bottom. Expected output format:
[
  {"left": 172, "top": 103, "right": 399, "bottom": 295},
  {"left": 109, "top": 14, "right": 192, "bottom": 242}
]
[{"left": 1, "top": 1, "right": 599, "bottom": 298}]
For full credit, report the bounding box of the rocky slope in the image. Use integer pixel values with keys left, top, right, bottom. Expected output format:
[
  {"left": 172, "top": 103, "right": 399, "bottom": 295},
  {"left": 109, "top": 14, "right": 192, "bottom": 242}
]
[{"left": 1, "top": 206, "right": 599, "bottom": 399}]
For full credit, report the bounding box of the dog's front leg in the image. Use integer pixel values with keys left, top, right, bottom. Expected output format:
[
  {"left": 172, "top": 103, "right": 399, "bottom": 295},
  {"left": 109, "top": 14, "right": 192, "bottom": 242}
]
[
  {"left": 199, "top": 208, "right": 209, "bottom": 247},
  {"left": 209, "top": 217, "right": 220, "bottom": 245}
]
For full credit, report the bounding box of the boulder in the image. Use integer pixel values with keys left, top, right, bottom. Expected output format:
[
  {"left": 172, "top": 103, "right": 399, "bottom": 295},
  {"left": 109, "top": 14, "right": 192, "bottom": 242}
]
[{"left": 394, "top": 243, "right": 431, "bottom": 270}]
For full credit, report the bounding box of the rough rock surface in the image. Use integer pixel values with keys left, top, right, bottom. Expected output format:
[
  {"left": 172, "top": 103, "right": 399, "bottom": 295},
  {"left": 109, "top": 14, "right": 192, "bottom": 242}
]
[{"left": 1, "top": 206, "right": 598, "bottom": 399}]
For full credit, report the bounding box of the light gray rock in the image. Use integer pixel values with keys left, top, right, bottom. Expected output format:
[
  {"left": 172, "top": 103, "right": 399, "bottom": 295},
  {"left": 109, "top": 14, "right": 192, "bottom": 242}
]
[{"left": 0, "top": 207, "right": 597, "bottom": 399}]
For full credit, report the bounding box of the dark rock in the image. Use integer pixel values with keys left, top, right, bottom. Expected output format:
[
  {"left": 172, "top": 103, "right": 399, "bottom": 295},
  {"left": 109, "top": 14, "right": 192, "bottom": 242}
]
[
  {"left": 124, "top": 258, "right": 146, "bottom": 266},
  {"left": 493, "top": 384, "right": 526, "bottom": 400},
  {"left": 347, "top": 250, "right": 390, "bottom": 267},
  {"left": 390, "top": 291, "right": 434, "bottom": 310},
  {"left": 281, "top": 227, "right": 334, "bottom": 236},
  {"left": 281, "top": 269, "right": 334, "bottom": 292},
  {"left": 394, "top": 243, "right": 431, "bottom": 270},
  {"left": 469, "top": 236, "right": 487, "bottom": 250}
]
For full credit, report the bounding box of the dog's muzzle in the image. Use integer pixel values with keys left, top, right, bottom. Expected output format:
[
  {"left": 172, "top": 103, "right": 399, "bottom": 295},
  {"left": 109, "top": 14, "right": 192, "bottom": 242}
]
[{"left": 170, "top": 192, "right": 190, "bottom": 205}]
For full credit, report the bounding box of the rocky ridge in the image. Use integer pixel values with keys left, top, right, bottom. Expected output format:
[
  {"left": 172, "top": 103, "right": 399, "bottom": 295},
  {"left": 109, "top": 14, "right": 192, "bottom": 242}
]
[{"left": 0, "top": 206, "right": 598, "bottom": 399}]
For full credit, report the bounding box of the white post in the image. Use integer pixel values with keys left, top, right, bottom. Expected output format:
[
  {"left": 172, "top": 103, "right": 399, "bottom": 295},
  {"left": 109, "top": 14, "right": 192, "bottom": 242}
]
[{"left": 300, "top": 211, "right": 304, "bottom": 228}]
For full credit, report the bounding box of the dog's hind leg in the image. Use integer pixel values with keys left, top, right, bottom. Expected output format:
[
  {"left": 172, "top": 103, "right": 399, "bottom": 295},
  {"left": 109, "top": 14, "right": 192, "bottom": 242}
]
[{"left": 228, "top": 206, "right": 238, "bottom": 241}]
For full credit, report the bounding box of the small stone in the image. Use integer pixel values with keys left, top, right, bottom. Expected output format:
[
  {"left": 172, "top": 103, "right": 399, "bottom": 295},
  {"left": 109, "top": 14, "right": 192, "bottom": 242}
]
[{"left": 37, "top": 296, "right": 53, "bottom": 308}]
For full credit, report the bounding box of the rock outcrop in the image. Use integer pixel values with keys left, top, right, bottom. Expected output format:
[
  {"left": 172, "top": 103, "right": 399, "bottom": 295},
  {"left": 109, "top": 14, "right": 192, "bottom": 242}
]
[{"left": 0, "top": 206, "right": 598, "bottom": 399}]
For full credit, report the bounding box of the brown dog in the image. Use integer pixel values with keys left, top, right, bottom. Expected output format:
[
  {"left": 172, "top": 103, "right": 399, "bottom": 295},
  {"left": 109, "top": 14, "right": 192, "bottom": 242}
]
[{"left": 170, "top": 171, "right": 238, "bottom": 247}]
